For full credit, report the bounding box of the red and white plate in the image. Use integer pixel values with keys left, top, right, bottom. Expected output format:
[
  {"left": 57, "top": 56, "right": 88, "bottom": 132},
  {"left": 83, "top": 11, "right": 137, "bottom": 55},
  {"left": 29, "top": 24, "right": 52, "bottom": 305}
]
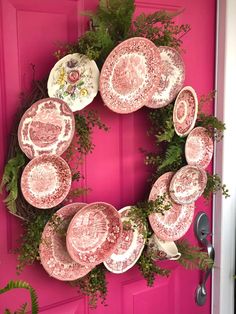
[
  {"left": 18, "top": 98, "right": 75, "bottom": 159},
  {"left": 99, "top": 37, "right": 162, "bottom": 114},
  {"left": 21, "top": 154, "right": 72, "bottom": 209},
  {"left": 148, "top": 172, "right": 194, "bottom": 241},
  {"left": 173, "top": 86, "right": 198, "bottom": 137},
  {"left": 185, "top": 127, "right": 213, "bottom": 169},
  {"left": 47, "top": 53, "right": 100, "bottom": 112},
  {"left": 146, "top": 46, "right": 185, "bottom": 109},
  {"left": 169, "top": 165, "right": 207, "bottom": 205},
  {"left": 66, "top": 202, "right": 122, "bottom": 266},
  {"left": 39, "top": 203, "right": 93, "bottom": 281},
  {"left": 104, "top": 206, "right": 146, "bottom": 274}
]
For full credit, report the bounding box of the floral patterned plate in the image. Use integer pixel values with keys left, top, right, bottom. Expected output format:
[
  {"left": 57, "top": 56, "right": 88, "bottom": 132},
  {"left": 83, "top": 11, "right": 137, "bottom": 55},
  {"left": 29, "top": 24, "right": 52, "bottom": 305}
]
[
  {"left": 99, "top": 37, "right": 162, "bottom": 114},
  {"left": 39, "top": 203, "right": 93, "bottom": 281},
  {"left": 173, "top": 86, "right": 198, "bottom": 137},
  {"left": 104, "top": 206, "right": 146, "bottom": 273},
  {"left": 21, "top": 154, "right": 72, "bottom": 209},
  {"left": 169, "top": 165, "right": 207, "bottom": 205},
  {"left": 47, "top": 53, "right": 99, "bottom": 112},
  {"left": 66, "top": 202, "right": 122, "bottom": 266},
  {"left": 148, "top": 172, "right": 194, "bottom": 241},
  {"left": 185, "top": 127, "right": 213, "bottom": 169},
  {"left": 146, "top": 46, "right": 185, "bottom": 109},
  {"left": 18, "top": 98, "right": 75, "bottom": 159}
]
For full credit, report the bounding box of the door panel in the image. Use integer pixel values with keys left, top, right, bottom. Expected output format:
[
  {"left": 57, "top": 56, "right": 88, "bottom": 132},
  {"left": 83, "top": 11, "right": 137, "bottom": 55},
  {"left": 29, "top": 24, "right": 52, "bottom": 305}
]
[{"left": 0, "top": 0, "right": 216, "bottom": 313}]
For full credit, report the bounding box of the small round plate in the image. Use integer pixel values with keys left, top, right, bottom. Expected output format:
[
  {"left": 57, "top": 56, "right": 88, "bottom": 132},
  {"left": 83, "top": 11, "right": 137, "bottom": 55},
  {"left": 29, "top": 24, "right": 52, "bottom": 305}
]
[
  {"left": 66, "top": 202, "right": 122, "bottom": 266},
  {"left": 169, "top": 165, "right": 207, "bottom": 205},
  {"left": 18, "top": 98, "right": 75, "bottom": 159},
  {"left": 21, "top": 154, "right": 72, "bottom": 209},
  {"left": 146, "top": 46, "right": 185, "bottom": 109},
  {"left": 99, "top": 37, "right": 162, "bottom": 114},
  {"left": 148, "top": 172, "right": 194, "bottom": 241},
  {"left": 39, "top": 203, "right": 93, "bottom": 281},
  {"left": 47, "top": 53, "right": 99, "bottom": 112},
  {"left": 185, "top": 127, "right": 213, "bottom": 169},
  {"left": 173, "top": 86, "right": 198, "bottom": 137},
  {"left": 104, "top": 206, "right": 146, "bottom": 274}
]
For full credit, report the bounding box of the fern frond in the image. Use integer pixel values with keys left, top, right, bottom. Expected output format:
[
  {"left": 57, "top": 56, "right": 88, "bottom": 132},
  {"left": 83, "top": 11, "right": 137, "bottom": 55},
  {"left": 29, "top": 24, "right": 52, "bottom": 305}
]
[
  {"left": 0, "top": 280, "right": 39, "bottom": 314},
  {"left": 16, "top": 302, "right": 27, "bottom": 314},
  {"left": 0, "top": 151, "right": 25, "bottom": 214},
  {"left": 158, "top": 141, "right": 184, "bottom": 171}
]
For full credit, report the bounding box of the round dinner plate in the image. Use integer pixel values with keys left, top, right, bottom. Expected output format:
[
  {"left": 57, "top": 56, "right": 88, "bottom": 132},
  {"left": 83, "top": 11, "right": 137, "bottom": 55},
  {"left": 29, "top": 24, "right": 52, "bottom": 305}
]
[
  {"left": 147, "top": 46, "right": 185, "bottom": 109},
  {"left": 185, "top": 127, "right": 213, "bottom": 169},
  {"left": 47, "top": 53, "right": 100, "bottom": 112},
  {"left": 21, "top": 154, "right": 72, "bottom": 209},
  {"left": 169, "top": 165, "right": 207, "bottom": 205},
  {"left": 173, "top": 86, "right": 198, "bottom": 137},
  {"left": 18, "top": 98, "right": 75, "bottom": 159},
  {"left": 148, "top": 172, "right": 194, "bottom": 241},
  {"left": 104, "top": 206, "right": 146, "bottom": 274},
  {"left": 66, "top": 202, "right": 122, "bottom": 266},
  {"left": 39, "top": 203, "right": 93, "bottom": 281},
  {"left": 99, "top": 37, "right": 162, "bottom": 114}
]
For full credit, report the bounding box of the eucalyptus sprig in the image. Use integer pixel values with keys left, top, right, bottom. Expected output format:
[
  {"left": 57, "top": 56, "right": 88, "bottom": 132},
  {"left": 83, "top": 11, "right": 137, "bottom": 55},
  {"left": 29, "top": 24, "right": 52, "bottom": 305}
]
[
  {"left": 203, "top": 172, "right": 230, "bottom": 200},
  {"left": 176, "top": 239, "right": 214, "bottom": 271},
  {"left": 71, "top": 265, "right": 107, "bottom": 308}
]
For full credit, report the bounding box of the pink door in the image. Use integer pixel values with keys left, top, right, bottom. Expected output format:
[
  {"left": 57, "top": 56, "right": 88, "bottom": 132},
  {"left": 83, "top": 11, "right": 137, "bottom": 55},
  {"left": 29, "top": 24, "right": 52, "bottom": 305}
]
[{"left": 0, "top": 0, "right": 216, "bottom": 313}]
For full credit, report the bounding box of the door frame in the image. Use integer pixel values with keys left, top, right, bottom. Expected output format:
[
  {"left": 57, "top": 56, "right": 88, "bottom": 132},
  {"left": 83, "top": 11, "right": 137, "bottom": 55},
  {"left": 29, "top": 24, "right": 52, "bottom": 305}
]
[{"left": 213, "top": 0, "right": 236, "bottom": 313}]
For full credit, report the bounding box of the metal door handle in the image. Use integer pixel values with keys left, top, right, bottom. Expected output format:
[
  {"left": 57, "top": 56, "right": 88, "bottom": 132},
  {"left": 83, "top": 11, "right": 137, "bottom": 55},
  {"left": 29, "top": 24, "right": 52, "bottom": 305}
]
[{"left": 194, "top": 212, "right": 215, "bottom": 306}]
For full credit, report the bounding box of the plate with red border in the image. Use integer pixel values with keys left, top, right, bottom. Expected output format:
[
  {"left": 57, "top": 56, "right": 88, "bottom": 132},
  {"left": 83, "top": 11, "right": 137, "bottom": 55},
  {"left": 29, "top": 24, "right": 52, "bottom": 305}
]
[
  {"left": 66, "top": 202, "right": 122, "bottom": 266},
  {"left": 185, "top": 127, "right": 213, "bottom": 169},
  {"left": 21, "top": 154, "right": 72, "bottom": 209},
  {"left": 148, "top": 172, "right": 194, "bottom": 241},
  {"left": 47, "top": 53, "right": 100, "bottom": 112},
  {"left": 18, "top": 98, "right": 75, "bottom": 159},
  {"left": 99, "top": 37, "right": 162, "bottom": 114},
  {"left": 104, "top": 206, "right": 146, "bottom": 273},
  {"left": 169, "top": 165, "right": 207, "bottom": 205},
  {"left": 146, "top": 46, "right": 185, "bottom": 109},
  {"left": 173, "top": 86, "right": 198, "bottom": 137},
  {"left": 39, "top": 202, "right": 93, "bottom": 281}
]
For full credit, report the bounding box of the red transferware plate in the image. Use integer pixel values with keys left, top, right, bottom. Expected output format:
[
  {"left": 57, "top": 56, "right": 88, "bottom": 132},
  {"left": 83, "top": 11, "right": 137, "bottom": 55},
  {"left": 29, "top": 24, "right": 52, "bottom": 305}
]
[
  {"left": 169, "top": 165, "right": 207, "bottom": 205},
  {"left": 18, "top": 98, "right": 75, "bottom": 159},
  {"left": 21, "top": 154, "right": 72, "bottom": 209},
  {"left": 66, "top": 202, "right": 122, "bottom": 266},
  {"left": 104, "top": 206, "right": 146, "bottom": 273},
  {"left": 39, "top": 203, "right": 93, "bottom": 281},
  {"left": 185, "top": 127, "right": 213, "bottom": 169},
  {"left": 147, "top": 46, "right": 185, "bottom": 109},
  {"left": 148, "top": 172, "right": 194, "bottom": 241},
  {"left": 99, "top": 37, "right": 162, "bottom": 114},
  {"left": 173, "top": 86, "right": 198, "bottom": 137}
]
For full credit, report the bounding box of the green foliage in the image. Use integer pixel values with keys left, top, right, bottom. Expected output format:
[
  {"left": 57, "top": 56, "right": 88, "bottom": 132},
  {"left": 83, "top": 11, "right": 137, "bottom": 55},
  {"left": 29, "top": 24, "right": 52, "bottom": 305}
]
[
  {"left": 197, "top": 112, "right": 225, "bottom": 142},
  {"left": 0, "top": 151, "right": 25, "bottom": 214},
  {"left": 176, "top": 240, "right": 214, "bottom": 270},
  {"left": 138, "top": 252, "right": 170, "bottom": 286},
  {"left": 130, "top": 10, "right": 191, "bottom": 49},
  {"left": 128, "top": 196, "right": 171, "bottom": 238},
  {"left": 203, "top": 172, "right": 230, "bottom": 200},
  {"left": 71, "top": 265, "right": 107, "bottom": 308},
  {"left": 0, "top": 280, "right": 39, "bottom": 314},
  {"left": 16, "top": 212, "right": 53, "bottom": 273}
]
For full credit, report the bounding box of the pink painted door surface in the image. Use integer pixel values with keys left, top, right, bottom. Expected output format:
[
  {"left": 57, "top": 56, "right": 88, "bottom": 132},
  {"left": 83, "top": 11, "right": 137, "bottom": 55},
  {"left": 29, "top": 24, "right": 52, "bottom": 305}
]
[{"left": 0, "top": 0, "right": 216, "bottom": 313}]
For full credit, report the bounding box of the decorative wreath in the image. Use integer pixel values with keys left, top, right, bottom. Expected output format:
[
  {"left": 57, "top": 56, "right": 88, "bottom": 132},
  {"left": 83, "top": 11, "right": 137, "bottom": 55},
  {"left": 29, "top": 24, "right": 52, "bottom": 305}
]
[{"left": 0, "top": 0, "right": 229, "bottom": 310}]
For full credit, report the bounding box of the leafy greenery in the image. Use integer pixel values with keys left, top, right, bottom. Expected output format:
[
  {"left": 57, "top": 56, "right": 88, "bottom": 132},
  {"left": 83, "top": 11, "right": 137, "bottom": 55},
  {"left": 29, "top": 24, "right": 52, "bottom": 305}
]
[
  {"left": 71, "top": 265, "right": 107, "bottom": 308},
  {"left": 203, "top": 172, "right": 230, "bottom": 200},
  {"left": 176, "top": 240, "right": 214, "bottom": 270},
  {"left": 0, "top": 151, "right": 26, "bottom": 214},
  {"left": 197, "top": 112, "right": 225, "bottom": 141},
  {"left": 16, "top": 212, "right": 54, "bottom": 274},
  {"left": 0, "top": 280, "right": 38, "bottom": 314},
  {"left": 138, "top": 252, "right": 170, "bottom": 286},
  {"left": 130, "top": 10, "right": 191, "bottom": 49}
]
